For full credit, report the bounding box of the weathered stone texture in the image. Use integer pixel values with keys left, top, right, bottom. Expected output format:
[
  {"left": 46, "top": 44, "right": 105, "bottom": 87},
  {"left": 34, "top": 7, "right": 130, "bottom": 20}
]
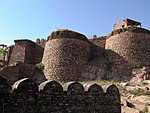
[
  {"left": 48, "top": 29, "right": 88, "bottom": 42},
  {"left": 34, "top": 44, "right": 44, "bottom": 64},
  {"left": 8, "top": 45, "right": 26, "bottom": 64},
  {"left": 0, "top": 62, "right": 46, "bottom": 84},
  {"left": 0, "top": 77, "right": 121, "bottom": 113},
  {"left": 106, "top": 27, "right": 150, "bottom": 79},
  {"left": 89, "top": 36, "right": 106, "bottom": 48},
  {"left": 114, "top": 18, "right": 141, "bottom": 30},
  {"left": 8, "top": 39, "right": 44, "bottom": 65},
  {"left": 81, "top": 64, "right": 107, "bottom": 81},
  {"left": 42, "top": 30, "right": 90, "bottom": 83},
  {"left": 0, "top": 65, "right": 19, "bottom": 84},
  {"left": 36, "top": 38, "right": 46, "bottom": 48},
  {"left": 24, "top": 43, "right": 35, "bottom": 64},
  {"left": 89, "top": 36, "right": 106, "bottom": 58}
]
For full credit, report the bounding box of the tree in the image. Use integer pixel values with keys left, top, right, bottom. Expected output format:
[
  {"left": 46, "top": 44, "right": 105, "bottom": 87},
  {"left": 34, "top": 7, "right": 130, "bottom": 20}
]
[{"left": 0, "top": 45, "right": 9, "bottom": 61}]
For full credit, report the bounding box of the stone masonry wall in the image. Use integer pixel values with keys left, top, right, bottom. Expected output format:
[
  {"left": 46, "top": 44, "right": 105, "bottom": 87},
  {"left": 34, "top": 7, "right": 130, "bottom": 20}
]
[
  {"left": 114, "top": 19, "right": 127, "bottom": 30},
  {"left": 0, "top": 62, "right": 46, "bottom": 84},
  {"left": 42, "top": 30, "right": 90, "bottom": 83},
  {"left": 89, "top": 36, "right": 106, "bottom": 48},
  {"left": 8, "top": 39, "right": 44, "bottom": 65},
  {"left": 43, "top": 38, "right": 90, "bottom": 83},
  {"left": 24, "top": 42, "right": 35, "bottom": 64},
  {"left": 89, "top": 36, "right": 106, "bottom": 58},
  {"left": 0, "top": 77, "right": 121, "bottom": 113},
  {"left": 8, "top": 45, "right": 26, "bottom": 64},
  {"left": 34, "top": 44, "right": 44, "bottom": 64},
  {"left": 105, "top": 27, "right": 150, "bottom": 79}
]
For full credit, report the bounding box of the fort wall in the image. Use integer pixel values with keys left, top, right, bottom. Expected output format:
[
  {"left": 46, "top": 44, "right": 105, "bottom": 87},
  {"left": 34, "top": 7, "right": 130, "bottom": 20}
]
[
  {"left": 89, "top": 36, "right": 106, "bottom": 58},
  {"left": 8, "top": 44, "right": 26, "bottom": 64},
  {"left": 105, "top": 27, "right": 150, "bottom": 78},
  {"left": 8, "top": 39, "right": 44, "bottom": 65},
  {"left": 42, "top": 30, "right": 90, "bottom": 83},
  {"left": 34, "top": 44, "right": 44, "bottom": 64},
  {"left": 0, "top": 77, "right": 121, "bottom": 113},
  {"left": 3, "top": 19, "right": 150, "bottom": 83}
]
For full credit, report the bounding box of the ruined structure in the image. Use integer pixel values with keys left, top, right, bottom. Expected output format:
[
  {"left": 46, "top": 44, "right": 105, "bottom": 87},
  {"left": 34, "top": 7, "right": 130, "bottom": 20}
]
[
  {"left": 113, "top": 18, "right": 141, "bottom": 30},
  {"left": 8, "top": 39, "right": 44, "bottom": 65},
  {"left": 0, "top": 18, "right": 150, "bottom": 83},
  {"left": 0, "top": 77, "right": 121, "bottom": 113},
  {"left": 106, "top": 27, "right": 150, "bottom": 76},
  {"left": 106, "top": 19, "right": 150, "bottom": 80},
  {"left": 1, "top": 18, "right": 150, "bottom": 113}
]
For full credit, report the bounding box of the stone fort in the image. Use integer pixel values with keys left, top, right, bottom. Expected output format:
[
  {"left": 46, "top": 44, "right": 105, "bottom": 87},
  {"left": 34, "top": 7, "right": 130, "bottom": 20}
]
[
  {"left": 1, "top": 18, "right": 150, "bottom": 83},
  {"left": 0, "top": 18, "right": 150, "bottom": 112},
  {"left": 0, "top": 77, "right": 120, "bottom": 113}
]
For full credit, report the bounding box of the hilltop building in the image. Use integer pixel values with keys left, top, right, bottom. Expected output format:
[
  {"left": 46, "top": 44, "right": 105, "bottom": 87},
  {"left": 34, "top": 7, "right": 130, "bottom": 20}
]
[{"left": 0, "top": 18, "right": 150, "bottom": 84}]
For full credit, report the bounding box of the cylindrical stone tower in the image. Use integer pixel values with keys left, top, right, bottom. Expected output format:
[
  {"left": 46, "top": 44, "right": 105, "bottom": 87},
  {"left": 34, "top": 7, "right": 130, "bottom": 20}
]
[
  {"left": 105, "top": 27, "right": 150, "bottom": 78},
  {"left": 42, "top": 29, "right": 90, "bottom": 83}
]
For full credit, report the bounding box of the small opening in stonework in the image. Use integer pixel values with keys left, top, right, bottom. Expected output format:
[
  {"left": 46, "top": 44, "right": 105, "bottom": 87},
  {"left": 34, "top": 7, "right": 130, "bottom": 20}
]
[{"left": 122, "top": 25, "right": 124, "bottom": 28}]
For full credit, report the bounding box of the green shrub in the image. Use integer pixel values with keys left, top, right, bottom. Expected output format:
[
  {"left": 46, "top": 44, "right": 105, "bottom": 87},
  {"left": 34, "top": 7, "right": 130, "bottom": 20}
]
[
  {"left": 36, "top": 63, "right": 44, "bottom": 71},
  {"left": 142, "top": 82, "right": 149, "bottom": 86},
  {"left": 140, "top": 106, "right": 148, "bottom": 113},
  {"left": 145, "top": 103, "right": 150, "bottom": 106},
  {"left": 107, "top": 27, "right": 150, "bottom": 39},
  {"left": 128, "top": 88, "right": 149, "bottom": 96}
]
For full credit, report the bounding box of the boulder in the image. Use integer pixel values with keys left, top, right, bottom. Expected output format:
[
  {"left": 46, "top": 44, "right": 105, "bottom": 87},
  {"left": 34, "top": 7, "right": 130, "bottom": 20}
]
[{"left": 122, "top": 106, "right": 140, "bottom": 113}]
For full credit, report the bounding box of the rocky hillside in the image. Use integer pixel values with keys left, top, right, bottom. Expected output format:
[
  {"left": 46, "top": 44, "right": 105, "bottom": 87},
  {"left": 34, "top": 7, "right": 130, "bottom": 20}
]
[{"left": 82, "top": 80, "right": 150, "bottom": 113}]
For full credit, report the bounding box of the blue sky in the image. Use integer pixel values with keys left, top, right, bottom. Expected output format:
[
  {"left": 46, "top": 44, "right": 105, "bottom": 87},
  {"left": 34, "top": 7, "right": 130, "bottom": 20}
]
[{"left": 0, "top": 0, "right": 150, "bottom": 45}]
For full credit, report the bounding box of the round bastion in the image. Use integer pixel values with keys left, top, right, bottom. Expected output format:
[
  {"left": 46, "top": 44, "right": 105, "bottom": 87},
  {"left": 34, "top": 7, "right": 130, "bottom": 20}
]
[
  {"left": 105, "top": 27, "right": 150, "bottom": 77},
  {"left": 42, "top": 29, "right": 90, "bottom": 83}
]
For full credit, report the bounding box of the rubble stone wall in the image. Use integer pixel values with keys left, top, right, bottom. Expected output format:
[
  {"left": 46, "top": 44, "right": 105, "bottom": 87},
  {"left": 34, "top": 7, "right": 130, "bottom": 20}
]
[
  {"left": 105, "top": 27, "right": 150, "bottom": 78},
  {"left": 8, "top": 45, "right": 26, "bottom": 64},
  {"left": 89, "top": 36, "right": 106, "bottom": 48},
  {"left": 42, "top": 38, "right": 90, "bottom": 83},
  {"left": 89, "top": 36, "right": 106, "bottom": 58},
  {"left": 114, "top": 19, "right": 127, "bottom": 30},
  {"left": 8, "top": 39, "right": 44, "bottom": 65},
  {"left": 0, "top": 62, "right": 46, "bottom": 84},
  {"left": 24, "top": 42, "right": 35, "bottom": 64},
  {"left": 42, "top": 30, "right": 90, "bottom": 83},
  {"left": 34, "top": 44, "right": 44, "bottom": 64},
  {"left": 0, "top": 77, "right": 121, "bottom": 113}
]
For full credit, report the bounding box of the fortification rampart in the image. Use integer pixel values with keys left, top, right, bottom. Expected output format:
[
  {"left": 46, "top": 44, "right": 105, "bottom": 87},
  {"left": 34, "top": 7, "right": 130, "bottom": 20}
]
[
  {"left": 105, "top": 27, "right": 150, "bottom": 78},
  {"left": 36, "top": 38, "right": 46, "bottom": 48},
  {"left": 89, "top": 36, "right": 106, "bottom": 58},
  {"left": 8, "top": 39, "right": 44, "bottom": 65},
  {"left": 2, "top": 19, "right": 150, "bottom": 83},
  {"left": 0, "top": 77, "right": 121, "bottom": 113},
  {"left": 42, "top": 30, "right": 90, "bottom": 83}
]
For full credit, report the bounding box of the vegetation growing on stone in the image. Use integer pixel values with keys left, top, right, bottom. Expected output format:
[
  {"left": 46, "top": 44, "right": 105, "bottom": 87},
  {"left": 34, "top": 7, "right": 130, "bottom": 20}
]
[
  {"left": 107, "top": 27, "right": 150, "bottom": 38},
  {"left": 35, "top": 63, "right": 44, "bottom": 71},
  {"left": 0, "top": 45, "right": 9, "bottom": 61},
  {"left": 47, "top": 29, "right": 88, "bottom": 42},
  {"left": 128, "top": 88, "right": 149, "bottom": 96}
]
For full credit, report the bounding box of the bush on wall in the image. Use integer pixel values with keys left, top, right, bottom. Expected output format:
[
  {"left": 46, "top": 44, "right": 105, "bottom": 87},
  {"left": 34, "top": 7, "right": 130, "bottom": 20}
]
[{"left": 35, "top": 63, "right": 44, "bottom": 71}]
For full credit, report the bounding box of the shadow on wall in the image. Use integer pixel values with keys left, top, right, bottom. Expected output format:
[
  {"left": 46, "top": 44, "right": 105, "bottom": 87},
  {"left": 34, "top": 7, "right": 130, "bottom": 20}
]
[
  {"left": 89, "top": 41, "right": 105, "bottom": 60},
  {"left": 105, "top": 49, "right": 133, "bottom": 81},
  {"left": 0, "top": 77, "right": 121, "bottom": 113},
  {"left": 0, "top": 62, "right": 46, "bottom": 84}
]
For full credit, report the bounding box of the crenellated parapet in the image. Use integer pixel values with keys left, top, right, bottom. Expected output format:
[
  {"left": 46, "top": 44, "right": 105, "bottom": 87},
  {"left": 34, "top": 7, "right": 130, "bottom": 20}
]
[
  {"left": 0, "top": 77, "right": 121, "bottom": 113},
  {"left": 3, "top": 18, "right": 150, "bottom": 84}
]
